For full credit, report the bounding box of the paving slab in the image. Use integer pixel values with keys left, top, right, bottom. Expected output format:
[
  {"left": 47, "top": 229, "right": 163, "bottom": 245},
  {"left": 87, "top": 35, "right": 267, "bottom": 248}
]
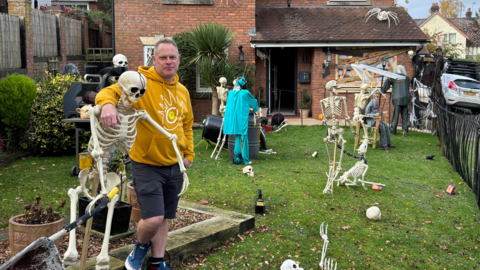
[{"left": 66, "top": 200, "right": 255, "bottom": 269}]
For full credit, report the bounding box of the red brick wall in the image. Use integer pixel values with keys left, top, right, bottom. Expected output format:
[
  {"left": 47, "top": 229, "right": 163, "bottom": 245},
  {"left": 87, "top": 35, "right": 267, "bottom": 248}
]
[
  {"left": 256, "top": 0, "right": 395, "bottom": 7},
  {"left": 115, "top": 0, "right": 256, "bottom": 72},
  {"left": 115, "top": 0, "right": 256, "bottom": 119},
  {"left": 89, "top": 2, "right": 97, "bottom": 11}
]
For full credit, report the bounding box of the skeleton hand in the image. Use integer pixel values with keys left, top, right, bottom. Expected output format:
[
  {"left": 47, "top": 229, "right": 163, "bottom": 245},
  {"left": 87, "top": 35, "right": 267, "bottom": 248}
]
[
  {"left": 319, "top": 222, "right": 328, "bottom": 241},
  {"left": 322, "top": 258, "right": 337, "bottom": 270}
]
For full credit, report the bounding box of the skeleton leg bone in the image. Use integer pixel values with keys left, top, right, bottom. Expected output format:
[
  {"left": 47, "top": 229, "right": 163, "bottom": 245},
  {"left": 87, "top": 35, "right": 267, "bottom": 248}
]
[
  {"left": 211, "top": 118, "right": 225, "bottom": 159},
  {"left": 215, "top": 134, "right": 228, "bottom": 160},
  {"left": 95, "top": 194, "right": 119, "bottom": 270}
]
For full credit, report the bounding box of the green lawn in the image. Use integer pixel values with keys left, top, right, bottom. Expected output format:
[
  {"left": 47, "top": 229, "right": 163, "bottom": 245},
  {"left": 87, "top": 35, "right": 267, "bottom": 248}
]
[{"left": 1, "top": 126, "right": 479, "bottom": 269}]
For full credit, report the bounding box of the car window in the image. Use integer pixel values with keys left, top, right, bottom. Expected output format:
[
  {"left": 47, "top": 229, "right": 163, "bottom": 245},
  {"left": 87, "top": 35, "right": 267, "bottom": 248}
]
[{"left": 454, "top": 80, "right": 480, "bottom": 89}]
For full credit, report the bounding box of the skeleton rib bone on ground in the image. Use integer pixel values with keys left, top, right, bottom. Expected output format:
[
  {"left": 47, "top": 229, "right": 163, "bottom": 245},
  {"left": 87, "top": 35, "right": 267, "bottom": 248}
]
[{"left": 63, "top": 71, "right": 188, "bottom": 270}]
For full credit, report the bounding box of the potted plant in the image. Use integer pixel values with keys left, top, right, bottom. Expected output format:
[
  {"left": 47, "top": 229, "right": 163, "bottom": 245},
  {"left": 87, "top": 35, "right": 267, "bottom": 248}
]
[
  {"left": 8, "top": 194, "right": 66, "bottom": 256},
  {"left": 299, "top": 89, "right": 311, "bottom": 118}
]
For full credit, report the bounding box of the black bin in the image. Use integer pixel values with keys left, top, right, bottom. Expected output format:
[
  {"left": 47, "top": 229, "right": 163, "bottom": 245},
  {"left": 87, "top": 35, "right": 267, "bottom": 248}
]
[{"left": 79, "top": 196, "right": 132, "bottom": 235}]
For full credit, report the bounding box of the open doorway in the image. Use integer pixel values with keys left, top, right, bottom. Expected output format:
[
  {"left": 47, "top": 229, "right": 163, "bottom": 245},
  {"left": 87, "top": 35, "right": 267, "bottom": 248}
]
[{"left": 267, "top": 47, "right": 297, "bottom": 116}]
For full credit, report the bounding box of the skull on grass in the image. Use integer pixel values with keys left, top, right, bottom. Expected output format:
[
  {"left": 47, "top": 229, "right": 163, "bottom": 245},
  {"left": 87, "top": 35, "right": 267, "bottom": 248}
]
[
  {"left": 366, "top": 206, "right": 381, "bottom": 220},
  {"left": 281, "top": 259, "right": 304, "bottom": 270},
  {"left": 118, "top": 71, "right": 147, "bottom": 104},
  {"left": 113, "top": 54, "right": 128, "bottom": 68},
  {"left": 243, "top": 165, "right": 254, "bottom": 177}
]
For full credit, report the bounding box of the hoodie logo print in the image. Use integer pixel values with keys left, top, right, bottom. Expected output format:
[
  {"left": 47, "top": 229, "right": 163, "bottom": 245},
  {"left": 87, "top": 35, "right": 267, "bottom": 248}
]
[{"left": 158, "top": 89, "right": 184, "bottom": 131}]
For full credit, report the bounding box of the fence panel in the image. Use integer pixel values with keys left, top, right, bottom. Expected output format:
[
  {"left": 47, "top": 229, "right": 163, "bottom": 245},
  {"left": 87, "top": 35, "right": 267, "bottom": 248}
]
[
  {"left": 32, "top": 9, "right": 57, "bottom": 57},
  {"left": 65, "top": 16, "right": 82, "bottom": 56},
  {"left": 436, "top": 103, "right": 480, "bottom": 210},
  {"left": 0, "top": 13, "right": 21, "bottom": 70}
]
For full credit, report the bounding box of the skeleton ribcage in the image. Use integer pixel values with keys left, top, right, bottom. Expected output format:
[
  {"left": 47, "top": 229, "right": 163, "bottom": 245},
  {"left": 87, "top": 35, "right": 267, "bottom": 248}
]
[{"left": 88, "top": 112, "right": 143, "bottom": 172}]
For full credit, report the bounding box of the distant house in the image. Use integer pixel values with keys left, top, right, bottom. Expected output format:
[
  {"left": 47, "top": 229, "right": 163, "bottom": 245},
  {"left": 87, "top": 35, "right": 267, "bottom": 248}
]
[
  {"left": 416, "top": 3, "right": 480, "bottom": 59},
  {"left": 50, "top": 0, "right": 102, "bottom": 11}
]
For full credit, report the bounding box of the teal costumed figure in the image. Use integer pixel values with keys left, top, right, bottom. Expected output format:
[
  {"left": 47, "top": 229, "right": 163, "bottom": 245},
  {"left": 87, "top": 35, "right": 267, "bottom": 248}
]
[
  {"left": 381, "top": 65, "right": 411, "bottom": 136},
  {"left": 223, "top": 77, "right": 259, "bottom": 164}
]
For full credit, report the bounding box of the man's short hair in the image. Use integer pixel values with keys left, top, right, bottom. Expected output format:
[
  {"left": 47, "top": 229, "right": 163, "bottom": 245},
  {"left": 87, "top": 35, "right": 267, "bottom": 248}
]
[{"left": 154, "top": 38, "right": 179, "bottom": 55}]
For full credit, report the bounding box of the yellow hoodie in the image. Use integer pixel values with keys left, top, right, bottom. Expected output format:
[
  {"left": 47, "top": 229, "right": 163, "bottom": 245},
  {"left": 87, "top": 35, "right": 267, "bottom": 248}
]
[{"left": 95, "top": 66, "right": 195, "bottom": 166}]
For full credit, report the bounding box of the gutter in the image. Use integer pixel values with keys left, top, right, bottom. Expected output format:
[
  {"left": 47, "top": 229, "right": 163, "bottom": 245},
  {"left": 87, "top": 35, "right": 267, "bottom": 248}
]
[{"left": 250, "top": 41, "right": 428, "bottom": 48}]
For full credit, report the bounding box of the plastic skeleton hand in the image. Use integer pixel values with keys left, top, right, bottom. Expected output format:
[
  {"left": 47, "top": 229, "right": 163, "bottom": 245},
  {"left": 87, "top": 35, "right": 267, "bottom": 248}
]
[
  {"left": 319, "top": 222, "right": 329, "bottom": 268},
  {"left": 322, "top": 258, "right": 337, "bottom": 270}
]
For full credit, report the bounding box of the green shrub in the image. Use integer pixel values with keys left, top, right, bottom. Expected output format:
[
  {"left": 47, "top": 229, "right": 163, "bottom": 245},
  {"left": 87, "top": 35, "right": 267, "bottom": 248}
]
[
  {"left": 72, "top": 6, "right": 112, "bottom": 26},
  {"left": 0, "top": 73, "right": 37, "bottom": 145},
  {"left": 173, "top": 32, "right": 197, "bottom": 94},
  {"left": 300, "top": 89, "right": 310, "bottom": 110},
  {"left": 29, "top": 72, "right": 89, "bottom": 154}
]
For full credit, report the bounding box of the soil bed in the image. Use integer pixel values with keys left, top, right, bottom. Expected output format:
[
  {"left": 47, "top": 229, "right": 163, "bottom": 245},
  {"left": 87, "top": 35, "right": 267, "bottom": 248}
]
[{"left": 0, "top": 208, "right": 212, "bottom": 266}]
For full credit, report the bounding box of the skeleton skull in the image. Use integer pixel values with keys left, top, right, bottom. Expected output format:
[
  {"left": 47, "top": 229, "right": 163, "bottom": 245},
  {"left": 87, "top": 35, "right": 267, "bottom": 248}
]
[
  {"left": 76, "top": 105, "right": 92, "bottom": 119},
  {"left": 366, "top": 206, "right": 381, "bottom": 220},
  {"left": 281, "top": 259, "right": 304, "bottom": 270},
  {"left": 219, "top": 77, "right": 227, "bottom": 87},
  {"left": 243, "top": 165, "right": 254, "bottom": 177},
  {"left": 113, "top": 54, "right": 128, "bottom": 68},
  {"left": 360, "top": 83, "right": 369, "bottom": 94},
  {"left": 325, "top": 80, "right": 341, "bottom": 95},
  {"left": 118, "top": 71, "right": 147, "bottom": 104},
  {"left": 108, "top": 75, "right": 120, "bottom": 85},
  {"left": 408, "top": 50, "right": 414, "bottom": 59}
]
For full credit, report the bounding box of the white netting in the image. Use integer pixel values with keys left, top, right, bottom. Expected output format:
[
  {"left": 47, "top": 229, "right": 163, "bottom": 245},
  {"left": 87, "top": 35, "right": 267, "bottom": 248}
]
[{"left": 410, "top": 78, "right": 436, "bottom": 132}]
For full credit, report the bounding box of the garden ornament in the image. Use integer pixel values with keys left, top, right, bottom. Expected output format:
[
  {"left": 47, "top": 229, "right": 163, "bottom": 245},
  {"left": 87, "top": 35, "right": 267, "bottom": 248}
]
[
  {"left": 365, "top": 8, "right": 399, "bottom": 28},
  {"left": 112, "top": 54, "right": 128, "bottom": 68},
  {"left": 275, "top": 119, "right": 288, "bottom": 132},
  {"left": 211, "top": 77, "right": 229, "bottom": 160},
  {"left": 320, "top": 80, "right": 355, "bottom": 194},
  {"left": 318, "top": 222, "right": 329, "bottom": 269},
  {"left": 76, "top": 105, "right": 92, "bottom": 119},
  {"left": 64, "top": 71, "right": 188, "bottom": 270},
  {"left": 62, "top": 63, "right": 80, "bottom": 77},
  {"left": 408, "top": 49, "right": 414, "bottom": 59},
  {"left": 336, "top": 139, "right": 370, "bottom": 190},
  {"left": 353, "top": 84, "right": 386, "bottom": 143},
  {"left": 281, "top": 259, "right": 304, "bottom": 270},
  {"left": 243, "top": 165, "right": 254, "bottom": 177},
  {"left": 366, "top": 206, "right": 381, "bottom": 220}
]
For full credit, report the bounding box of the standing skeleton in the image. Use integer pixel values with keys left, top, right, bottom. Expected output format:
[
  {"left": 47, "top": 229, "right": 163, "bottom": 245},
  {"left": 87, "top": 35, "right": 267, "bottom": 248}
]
[
  {"left": 353, "top": 84, "right": 385, "bottom": 143},
  {"left": 63, "top": 71, "right": 188, "bottom": 270},
  {"left": 320, "top": 80, "right": 355, "bottom": 194},
  {"left": 211, "top": 77, "right": 229, "bottom": 160}
]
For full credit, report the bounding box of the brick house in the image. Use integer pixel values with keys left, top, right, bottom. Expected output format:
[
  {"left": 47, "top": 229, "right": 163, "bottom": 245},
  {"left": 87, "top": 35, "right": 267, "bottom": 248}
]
[{"left": 114, "top": 0, "right": 428, "bottom": 122}]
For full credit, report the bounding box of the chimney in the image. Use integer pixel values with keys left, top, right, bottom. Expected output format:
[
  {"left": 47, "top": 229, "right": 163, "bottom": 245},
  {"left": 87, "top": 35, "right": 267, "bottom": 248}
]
[
  {"left": 431, "top": 3, "right": 440, "bottom": 14},
  {"left": 466, "top": 8, "right": 472, "bottom": 21}
]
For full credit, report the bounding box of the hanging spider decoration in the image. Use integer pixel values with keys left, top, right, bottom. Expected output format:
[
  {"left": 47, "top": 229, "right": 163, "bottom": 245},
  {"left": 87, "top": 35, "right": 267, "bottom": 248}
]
[{"left": 365, "top": 8, "right": 400, "bottom": 28}]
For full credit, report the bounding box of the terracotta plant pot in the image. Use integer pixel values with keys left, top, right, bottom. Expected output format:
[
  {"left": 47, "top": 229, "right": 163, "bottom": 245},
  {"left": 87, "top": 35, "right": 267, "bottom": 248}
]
[
  {"left": 299, "top": 109, "right": 310, "bottom": 119},
  {"left": 8, "top": 214, "right": 64, "bottom": 256},
  {"left": 127, "top": 182, "right": 142, "bottom": 222}
]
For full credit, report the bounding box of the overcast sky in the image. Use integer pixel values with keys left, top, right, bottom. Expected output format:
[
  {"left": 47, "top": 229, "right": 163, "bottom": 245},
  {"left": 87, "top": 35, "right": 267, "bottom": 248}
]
[{"left": 401, "top": 0, "right": 478, "bottom": 19}]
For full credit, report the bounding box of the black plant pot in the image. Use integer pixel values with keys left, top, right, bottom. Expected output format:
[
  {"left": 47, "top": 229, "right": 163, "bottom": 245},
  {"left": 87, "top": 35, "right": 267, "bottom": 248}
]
[{"left": 79, "top": 196, "right": 132, "bottom": 235}]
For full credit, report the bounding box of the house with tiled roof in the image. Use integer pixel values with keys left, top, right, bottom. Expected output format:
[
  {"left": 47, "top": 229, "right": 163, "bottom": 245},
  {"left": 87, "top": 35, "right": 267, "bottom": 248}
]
[
  {"left": 417, "top": 3, "right": 480, "bottom": 59},
  {"left": 114, "top": 0, "right": 428, "bottom": 120}
]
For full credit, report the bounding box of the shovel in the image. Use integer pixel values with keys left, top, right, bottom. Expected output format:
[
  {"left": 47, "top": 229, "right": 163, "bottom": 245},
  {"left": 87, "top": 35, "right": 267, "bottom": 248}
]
[{"left": 0, "top": 187, "right": 119, "bottom": 270}]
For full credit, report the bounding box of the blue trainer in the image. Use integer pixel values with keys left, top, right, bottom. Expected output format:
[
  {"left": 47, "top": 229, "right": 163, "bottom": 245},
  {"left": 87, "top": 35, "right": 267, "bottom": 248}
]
[
  {"left": 125, "top": 241, "right": 151, "bottom": 270},
  {"left": 148, "top": 261, "right": 173, "bottom": 270}
]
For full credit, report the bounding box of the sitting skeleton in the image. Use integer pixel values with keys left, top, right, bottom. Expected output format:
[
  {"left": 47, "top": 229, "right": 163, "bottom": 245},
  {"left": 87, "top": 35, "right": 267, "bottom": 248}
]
[
  {"left": 353, "top": 84, "right": 386, "bottom": 141},
  {"left": 336, "top": 139, "right": 369, "bottom": 189},
  {"left": 63, "top": 71, "right": 188, "bottom": 270},
  {"left": 320, "top": 80, "right": 356, "bottom": 194}
]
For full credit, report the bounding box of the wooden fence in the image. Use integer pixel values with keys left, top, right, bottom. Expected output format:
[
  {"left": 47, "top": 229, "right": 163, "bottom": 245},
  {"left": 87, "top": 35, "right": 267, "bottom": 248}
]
[
  {"left": 32, "top": 9, "right": 58, "bottom": 57},
  {"left": 0, "top": 13, "right": 22, "bottom": 70},
  {"left": 65, "top": 16, "right": 82, "bottom": 56}
]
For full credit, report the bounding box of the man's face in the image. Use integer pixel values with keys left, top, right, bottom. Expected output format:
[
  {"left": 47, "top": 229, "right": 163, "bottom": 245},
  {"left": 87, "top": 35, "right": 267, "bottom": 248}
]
[{"left": 152, "top": 43, "right": 180, "bottom": 82}]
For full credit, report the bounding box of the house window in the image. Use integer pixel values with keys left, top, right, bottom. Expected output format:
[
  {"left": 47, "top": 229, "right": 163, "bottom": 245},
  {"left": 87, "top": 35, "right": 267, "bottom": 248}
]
[
  {"left": 144, "top": 45, "right": 155, "bottom": 66},
  {"left": 443, "top": 33, "right": 456, "bottom": 44},
  {"left": 196, "top": 68, "right": 211, "bottom": 93}
]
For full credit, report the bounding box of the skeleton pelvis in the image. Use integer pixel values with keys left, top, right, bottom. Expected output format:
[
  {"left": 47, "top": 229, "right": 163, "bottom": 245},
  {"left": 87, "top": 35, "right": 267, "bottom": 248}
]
[{"left": 105, "top": 172, "right": 121, "bottom": 192}]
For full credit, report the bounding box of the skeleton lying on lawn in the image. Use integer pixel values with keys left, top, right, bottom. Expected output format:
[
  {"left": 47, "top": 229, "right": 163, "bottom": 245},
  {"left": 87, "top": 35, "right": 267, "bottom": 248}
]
[{"left": 63, "top": 71, "right": 188, "bottom": 270}]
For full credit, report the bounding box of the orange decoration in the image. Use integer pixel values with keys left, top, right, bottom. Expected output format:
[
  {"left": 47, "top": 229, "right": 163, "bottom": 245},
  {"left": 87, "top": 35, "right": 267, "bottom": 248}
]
[{"left": 318, "top": 114, "right": 324, "bottom": 121}]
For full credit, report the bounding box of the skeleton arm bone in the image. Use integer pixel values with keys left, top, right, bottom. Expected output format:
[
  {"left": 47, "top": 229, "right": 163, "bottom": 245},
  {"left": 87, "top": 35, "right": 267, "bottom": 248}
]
[
  {"left": 342, "top": 97, "right": 356, "bottom": 136},
  {"left": 88, "top": 106, "right": 104, "bottom": 159}
]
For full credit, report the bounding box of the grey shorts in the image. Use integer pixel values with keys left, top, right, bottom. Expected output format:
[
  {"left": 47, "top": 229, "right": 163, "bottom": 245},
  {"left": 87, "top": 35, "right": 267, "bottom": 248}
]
[{"left": 131, "top": 160, "right": 184, "bottom": 220}]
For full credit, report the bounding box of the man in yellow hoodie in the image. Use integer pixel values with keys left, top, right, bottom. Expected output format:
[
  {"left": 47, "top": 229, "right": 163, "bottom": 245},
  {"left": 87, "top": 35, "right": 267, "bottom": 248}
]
[{"left": 95, "top": 38, "right": 194, "bottom": 270}]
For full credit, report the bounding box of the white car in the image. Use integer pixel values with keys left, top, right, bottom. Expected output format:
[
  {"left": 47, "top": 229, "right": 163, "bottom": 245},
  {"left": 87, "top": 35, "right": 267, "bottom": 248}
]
[{"left": 441, "top": 73, "right": 480, "bottom": 110}]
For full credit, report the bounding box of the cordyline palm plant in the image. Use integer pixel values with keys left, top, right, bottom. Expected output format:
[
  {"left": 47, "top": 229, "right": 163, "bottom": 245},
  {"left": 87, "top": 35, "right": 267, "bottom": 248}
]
[{"left": 185, "top": 22, "right": 238, "bottom": 116}]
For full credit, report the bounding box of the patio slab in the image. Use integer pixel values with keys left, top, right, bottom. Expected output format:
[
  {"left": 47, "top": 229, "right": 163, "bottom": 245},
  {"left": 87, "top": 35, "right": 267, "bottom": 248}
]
[{"left": 66, "top": 200, "right": 255, "bottom": 270}]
